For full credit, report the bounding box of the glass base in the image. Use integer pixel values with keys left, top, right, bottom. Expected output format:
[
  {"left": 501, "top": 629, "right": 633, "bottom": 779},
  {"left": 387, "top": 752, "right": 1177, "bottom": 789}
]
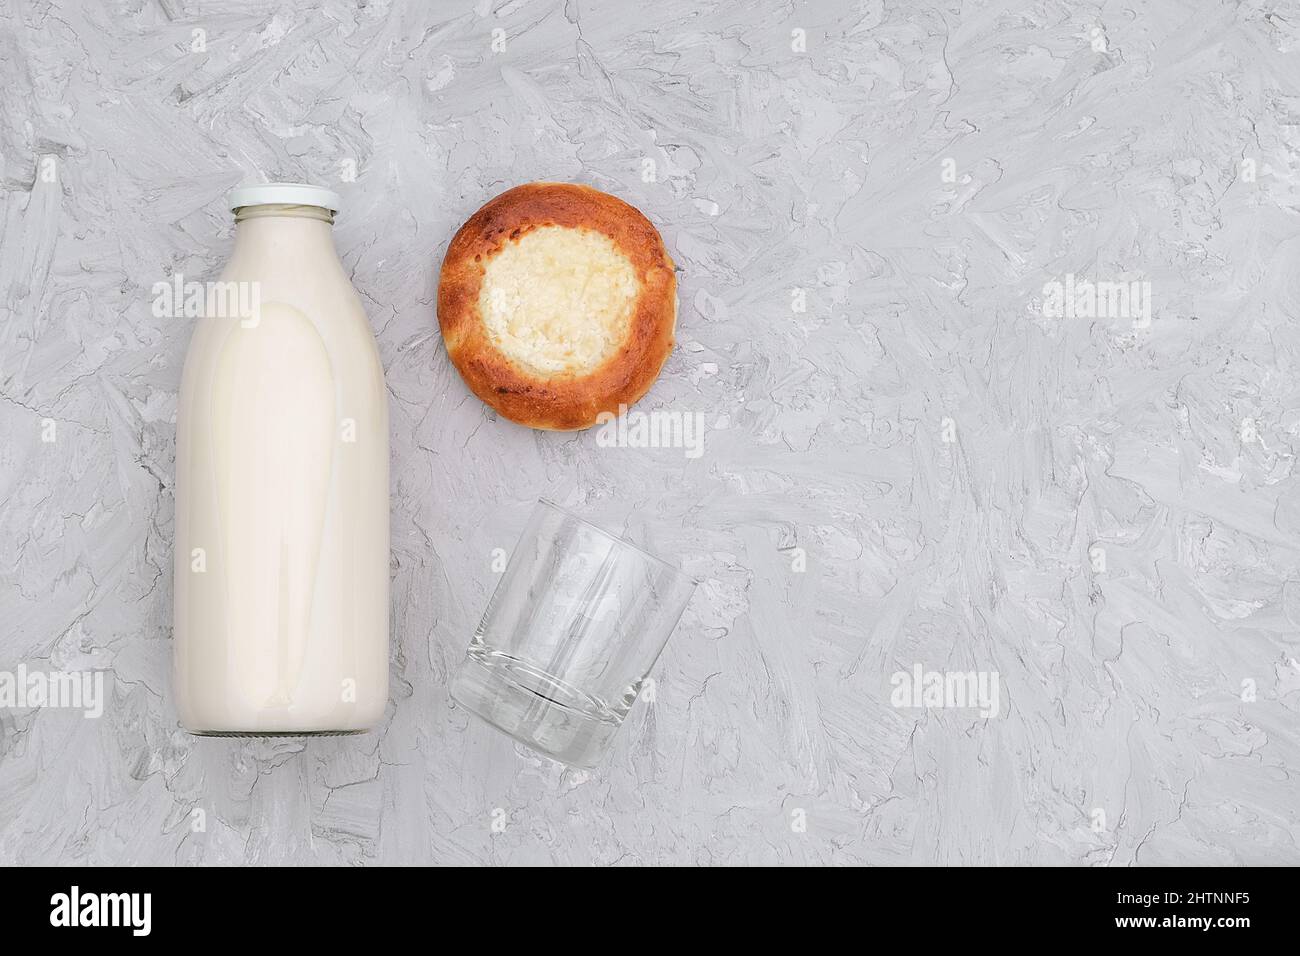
[{"left": 450, "top": 650, "right": 624, "bottom": 769}]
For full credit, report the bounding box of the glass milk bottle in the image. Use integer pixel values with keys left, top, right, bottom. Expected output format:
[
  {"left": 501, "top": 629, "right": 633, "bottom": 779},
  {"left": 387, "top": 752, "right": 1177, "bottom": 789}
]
[{"left": 173, "top": 184, "right": 390, "bottom": 735}]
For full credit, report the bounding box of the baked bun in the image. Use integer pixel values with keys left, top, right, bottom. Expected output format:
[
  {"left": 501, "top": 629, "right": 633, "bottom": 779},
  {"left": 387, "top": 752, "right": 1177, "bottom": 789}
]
[{"left": 438, "top": 182, "right": 677, "bottom": 430}]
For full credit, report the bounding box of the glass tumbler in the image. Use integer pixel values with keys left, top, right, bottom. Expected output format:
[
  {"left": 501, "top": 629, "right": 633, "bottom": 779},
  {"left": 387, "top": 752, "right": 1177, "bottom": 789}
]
[{"left": 451, "top": 499, "right": 697, "bottom": 768}]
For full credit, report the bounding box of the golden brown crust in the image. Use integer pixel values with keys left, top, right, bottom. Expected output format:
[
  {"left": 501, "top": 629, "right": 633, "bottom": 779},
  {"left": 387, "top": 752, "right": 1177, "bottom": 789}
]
[{"left": 437, "top": 182, "right": 677, "bottom": 431}]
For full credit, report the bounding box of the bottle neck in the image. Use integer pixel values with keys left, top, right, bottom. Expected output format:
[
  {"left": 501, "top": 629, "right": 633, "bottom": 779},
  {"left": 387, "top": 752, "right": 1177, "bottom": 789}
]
[{"left": 229, "top": 205, "right": 340, "bottom": 271}]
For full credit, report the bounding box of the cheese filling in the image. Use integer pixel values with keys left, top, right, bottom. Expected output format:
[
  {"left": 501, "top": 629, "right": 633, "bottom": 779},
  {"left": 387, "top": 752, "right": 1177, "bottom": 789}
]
[{"left": 479, "top": 225, "right": 638, "bottom": 377}]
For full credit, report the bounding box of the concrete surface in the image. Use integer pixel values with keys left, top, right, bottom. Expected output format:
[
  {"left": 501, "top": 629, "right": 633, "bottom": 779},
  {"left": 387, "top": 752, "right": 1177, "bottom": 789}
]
[{"left": 2, "top": 0, "right": 1300, "bottom": 865}]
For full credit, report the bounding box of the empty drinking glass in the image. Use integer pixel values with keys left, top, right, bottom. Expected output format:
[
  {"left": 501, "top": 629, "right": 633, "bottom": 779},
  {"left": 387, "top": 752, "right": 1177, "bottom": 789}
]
[{"left": 451, "top": 499, "right": 697, "bottom": 768}]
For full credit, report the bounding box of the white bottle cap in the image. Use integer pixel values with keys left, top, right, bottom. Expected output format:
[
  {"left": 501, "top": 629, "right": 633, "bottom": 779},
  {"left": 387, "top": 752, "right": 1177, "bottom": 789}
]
[{"left": 228, "top": 182, "right": 342, "bottom": 213}]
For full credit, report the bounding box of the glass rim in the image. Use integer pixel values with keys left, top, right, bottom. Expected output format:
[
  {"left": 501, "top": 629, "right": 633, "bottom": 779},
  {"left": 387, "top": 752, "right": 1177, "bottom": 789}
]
[{"left": 537, "top": 498, "right": 701, "bottom": 588}]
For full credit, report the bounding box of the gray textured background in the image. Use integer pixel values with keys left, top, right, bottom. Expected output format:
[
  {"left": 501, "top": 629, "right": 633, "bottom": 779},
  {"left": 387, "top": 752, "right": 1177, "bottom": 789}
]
[{"left": 2, "top": 0, "right": 1300, "bottom": 866}]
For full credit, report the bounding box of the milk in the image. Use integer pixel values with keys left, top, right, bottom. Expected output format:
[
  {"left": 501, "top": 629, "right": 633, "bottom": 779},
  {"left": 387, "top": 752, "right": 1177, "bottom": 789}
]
[{"left": 173, "top": 187, "right": 389, "bottom": 734}]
